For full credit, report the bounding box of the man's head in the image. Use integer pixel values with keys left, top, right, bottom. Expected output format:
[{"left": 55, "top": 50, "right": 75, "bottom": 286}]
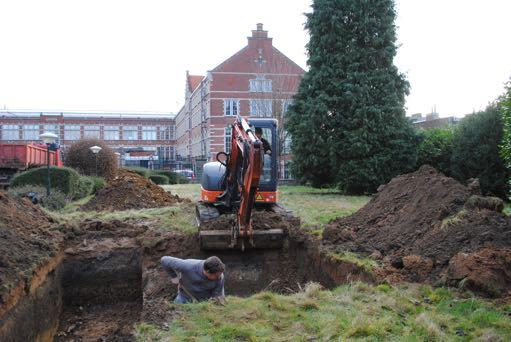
[
  {"left": 254, "top": 127, "right": 263, "bottom": 139},
  {"left": 203, "top": 256, "right": 225, "bottom": 281}
]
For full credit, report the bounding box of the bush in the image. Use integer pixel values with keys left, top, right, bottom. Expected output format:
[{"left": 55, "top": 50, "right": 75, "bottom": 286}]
[
  {"left": 73, "top": 176, "right": 94, "bottom": 200},
  {"left": 11, "top": 166, "right": 81, "bottom": 196},
  {"left": 151, "top": 170, "right": 190, "bottom": 184},
  {"left": 123, "top": 167, "right": 151, "bottom": 178},
  {"left": 149, "top": 174, "right": 169, "bottom": 185},
  {"left": 8, "top": 185, "right": 68, "bottom": 210},
  {"left": 451, "top": 105, "right": 510, "bottom": 198},
  {"left": 89, "top": 176, "right": 106, "bottom": 194},
  {"left": 65, "top": 139, "right": 118, "bottom": 179},
  {"left": 416, "top": 128, "right": 454, "bottom": 175}
]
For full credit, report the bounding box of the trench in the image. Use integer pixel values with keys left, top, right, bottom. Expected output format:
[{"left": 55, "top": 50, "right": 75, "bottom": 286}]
[{"left": 1, "top": 235, "right": 372, "bottom": 341}]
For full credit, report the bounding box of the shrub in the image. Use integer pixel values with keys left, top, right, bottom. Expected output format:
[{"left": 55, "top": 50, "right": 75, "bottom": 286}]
[
  {"left": 151, "top": 170, "right": 189, "bottom": 184},
  {"left": 73, "top": 176, "right": 94, "bottom": 200},
  {"left": 123, "top": 167, "right": 151, "bottom": 178},
  {"left": 416, "top": 128, "right": 454, "bottom": 176},
  {"left": 89, "top": 176, "right": 106, "bottom": 194},
  {"left": 65, "top": 139, "right": 118, "bottom": 179},
  {"left": 149, "top": 174, "right": 169, "bottom": 185},
  {"left": 11, "top": 166, "right": 81, "bottom": 196},
  {"left": 451, "top": 105, "right": 510, "bottom": 198},
  {"left": 8, "top": 185, "right": 68, "bottom": 210}
]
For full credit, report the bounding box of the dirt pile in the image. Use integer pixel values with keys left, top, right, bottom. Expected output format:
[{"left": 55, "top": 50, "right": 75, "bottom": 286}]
[
  {"left": 80, "top": 169, "right": 180, "bottom": 211},
  {"left": 322, "top": 165, "right": 511, "bottom": 295},
  {"left": 200, "top": 209, "right": 298, "bottom": 233},
  {"left": 0, "top": 191, "right": 62, "bottom": 304}
]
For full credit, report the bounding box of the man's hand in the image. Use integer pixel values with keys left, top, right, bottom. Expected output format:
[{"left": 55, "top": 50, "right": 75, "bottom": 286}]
[{"left": 170, "top": 277, "right": 180, "bottom": 285}]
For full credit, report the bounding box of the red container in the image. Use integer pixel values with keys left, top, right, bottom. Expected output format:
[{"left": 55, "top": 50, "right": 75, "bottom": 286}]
[{"left": 0, "top": 143, "right": 62, "bottom": 170}]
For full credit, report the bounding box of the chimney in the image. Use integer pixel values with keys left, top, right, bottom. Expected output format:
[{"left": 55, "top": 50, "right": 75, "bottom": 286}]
[
  {"left": 250, "top": 23, "right": 269, "bottom": 39},
  {"left": 248, "top": 23, "right": 272, "bottom": 48}
]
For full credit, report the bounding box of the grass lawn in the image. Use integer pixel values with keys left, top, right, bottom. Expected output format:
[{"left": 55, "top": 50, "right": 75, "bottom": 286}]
[
  {"left": 135, "top": 282, "right": 511, "bottom": 341},
  {"left": 164, "top": 184, "right": 370, "bottom": 230}
]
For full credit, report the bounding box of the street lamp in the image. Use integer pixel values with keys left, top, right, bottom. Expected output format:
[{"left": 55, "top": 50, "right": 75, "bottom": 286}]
[
  {"left": 40, "top": 132, "right": 58, "bottom": 196},
  {"left": 89, "top": 145, "right": 102, "bottom": 176},
  {"left": 114, "top": 152, "right": 121, "bottom": 168}
]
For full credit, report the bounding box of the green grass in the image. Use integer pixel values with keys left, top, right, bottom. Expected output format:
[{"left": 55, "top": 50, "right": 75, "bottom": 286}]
[
  {"left": 327, "top": 251, "right": 379, "bottom": 273},
  {"left": 134, "top": 282, "right": 511, "bottom": 341},
  {"left": 46, "top": 201, "right": 197, "bottom": 234},
  {"left": 164, "top": 184, "right": 370, "bottom": 231}
]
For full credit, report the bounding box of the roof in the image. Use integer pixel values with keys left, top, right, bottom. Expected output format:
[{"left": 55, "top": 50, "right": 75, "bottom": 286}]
[
  {"left": 187, "top": 75, "right": 204, "bottom": 92},
  {"left": 0, "top": 111, "right": 175, "bottom": 119}
]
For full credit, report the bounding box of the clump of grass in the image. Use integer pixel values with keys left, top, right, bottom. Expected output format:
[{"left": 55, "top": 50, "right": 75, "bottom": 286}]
[
  {"left": 135, "top": 282, "right": 511, "bottom": 341},
  {"left": 441, "top": 209, "right": 468, "bottom": 229},
  {"left": 327, "top": 251, "right": 378, "bottom": 273}
]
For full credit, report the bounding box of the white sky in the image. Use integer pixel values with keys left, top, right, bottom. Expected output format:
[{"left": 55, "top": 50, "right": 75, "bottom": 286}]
[{"left": 0, "top": 0, "right": 510, "bottom": 117}]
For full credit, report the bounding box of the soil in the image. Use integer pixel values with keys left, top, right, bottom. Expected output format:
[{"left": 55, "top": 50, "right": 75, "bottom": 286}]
[
  {"left": 80, "top": 170, "right": 182, "bottom": 212},
  {"left": 444, "top": 248, "right": 511, "bottom": 297},
  {"left": 322, "top": 165, "right": 511, "bottom": 295},
  {"left": 0, "top": 191, "right": 62, "bottom": 306}
]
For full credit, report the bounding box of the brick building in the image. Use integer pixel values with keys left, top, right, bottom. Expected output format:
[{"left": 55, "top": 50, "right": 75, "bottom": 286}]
[
  {"left": 175, "top": 24, "right": 304, "bottom": 179},
  {"left": 0, "top": 111, "right": 175, "bottom": 168}
]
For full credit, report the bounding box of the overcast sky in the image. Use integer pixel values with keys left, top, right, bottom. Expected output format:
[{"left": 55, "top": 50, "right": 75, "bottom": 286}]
[{"left": 1, "top": 0, "right": 510, "bottom": 117}]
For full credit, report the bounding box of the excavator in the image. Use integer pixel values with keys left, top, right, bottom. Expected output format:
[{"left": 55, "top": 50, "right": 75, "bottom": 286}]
[{"left": 196, "top": 115, "right": 286, "bottom": 250}]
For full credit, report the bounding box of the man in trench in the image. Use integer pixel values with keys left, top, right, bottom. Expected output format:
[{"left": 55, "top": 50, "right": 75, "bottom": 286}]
[{"left": 161, "top": 255, "right": 225, "bottom": 304}]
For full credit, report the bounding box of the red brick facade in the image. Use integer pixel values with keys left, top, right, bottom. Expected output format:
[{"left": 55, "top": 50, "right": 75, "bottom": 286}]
[{"left": 175, "top": 24, "right": 304, "bottom": 179}]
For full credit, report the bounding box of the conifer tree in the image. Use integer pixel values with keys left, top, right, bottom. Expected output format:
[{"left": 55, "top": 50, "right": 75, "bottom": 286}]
[{"left": 286, "top": 0, "right": 417, "bottom": 193}]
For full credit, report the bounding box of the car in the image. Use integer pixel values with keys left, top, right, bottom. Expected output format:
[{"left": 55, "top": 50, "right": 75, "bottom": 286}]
[{"left": 175, "top": 169, "right": 195, "bottom": 180}]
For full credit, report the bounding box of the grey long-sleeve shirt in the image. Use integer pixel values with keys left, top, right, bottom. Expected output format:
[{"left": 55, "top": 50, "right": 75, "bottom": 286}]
[{"left": 161, "top": 256, "right": 224, "bottom": 302}]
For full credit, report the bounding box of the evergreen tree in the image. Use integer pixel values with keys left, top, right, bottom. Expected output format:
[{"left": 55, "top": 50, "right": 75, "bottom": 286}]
[
  {"left": 451, "top": 106, "right": 509, "bottom": 198},
  {"left": 286, "top": 0, "right": 417, "bottom": 193}
]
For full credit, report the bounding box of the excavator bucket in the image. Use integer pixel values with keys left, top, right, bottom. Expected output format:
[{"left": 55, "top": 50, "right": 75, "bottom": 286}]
[
  {"left": 196, "top": 202, "right": 288, "bottom": 250},
  {"left": 199, "top": 229, "right": 285, "bottom": 250}
]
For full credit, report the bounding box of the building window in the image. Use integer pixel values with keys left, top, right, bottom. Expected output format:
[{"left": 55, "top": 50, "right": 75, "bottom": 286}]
[
  {"left": 249, "top": 76, "right": 272, "bottom": 92},
  {"left": 250, "top": 99, "right": 272, "bottom": 117},
  {"left": 283, "top": 161, "right": 292, "bottom": 180},
  {"left": 225, "top": 126, "right": 232, "bottom": 154},
  {"left": 1, "top": 125, "right": 20, "bottom": 140},
  {"left": 159, "top": 125, "right": 174, "bottom": 140},
  {"left": 43, "top": 124, "right": 60, "bottom": 139},
  {"left": 123, "top": 126, "right": 138, "bottom": 140},
  {"left": 23, "top": 125, "right": 40, "bottom": 140},
  {"left": 142, "top": 126, "right": 157, "bottom": 140},
  {"left": 83, "top": 125, "right": 100, "bottom": 139},
  {"left": 223, "top": 99, "right": 239, "bottom": 116},
  {"left": 64, "top": 125, "right": 81, "bottom": 140},
  {"left": 103, "top": 126, "right": 120, "bottom": 140},
  {"left": 283, "top": 132, "right": 291, "bottom": 155},
  {"left": 282, "top": 100, "right": 293, "bottom": 114}
]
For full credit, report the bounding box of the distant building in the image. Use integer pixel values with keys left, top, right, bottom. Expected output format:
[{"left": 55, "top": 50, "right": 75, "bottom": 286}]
[
  {"left": 175, "top": 24, "right": 305, "bottom": 179},
  {"left": 410, "top": 112, "right": 461, "bottom": 130},
  {"left": 0, "top": 111, "right": 176, "bottom": 168}
]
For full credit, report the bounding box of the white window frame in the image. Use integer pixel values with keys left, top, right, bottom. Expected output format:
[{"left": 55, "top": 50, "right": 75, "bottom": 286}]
[
  {"left": 250, "top": 99, "right": 272, "bottom": 117},
  {"left": 103, "top": 126, "right": 120, "bottom": 140},
  {"left": 249, "top": 77, "right": 272, "bottom": 92},
  {"left": 282, "top": 100, "right": 293, "bottom": 114},
  {"left": 224, "top": 126, "right": 232, "bottom": 154},
  {"left": 2, "top": 125, "right": 20, "bottom": 140},
  {"left": 83, "top": 125, "right": 100, "bottom": 139},
  {"left": 22, "top": 125, "right": 40, "bottom": 140},
  {"left": 142, "top": 126, "right": 157, "bottom": 140},
  {"left": 64, "top": 125, "right": 81, "bottom": 140},
  {"left": 43, "top": 124, "right": 60, "bottom": 139},
  {"left": 223, "top": 99, "right": 240, "bottom": 116},
  {"left": 123, "top": 126, "right": 138, "bottom": 141}
]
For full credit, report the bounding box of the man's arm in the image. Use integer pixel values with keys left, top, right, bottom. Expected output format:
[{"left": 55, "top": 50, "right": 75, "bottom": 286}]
[
  {"left": 211, "top": 275, "right": 225, "bottom": 298},
  {"left": 161, "top": 256, "right": 187, "bottom": 278}
]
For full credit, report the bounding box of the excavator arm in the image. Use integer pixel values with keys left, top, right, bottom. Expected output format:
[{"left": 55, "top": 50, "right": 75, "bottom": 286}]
[{"left": 217, "top": 115, "right": 263, "bottom": 248}]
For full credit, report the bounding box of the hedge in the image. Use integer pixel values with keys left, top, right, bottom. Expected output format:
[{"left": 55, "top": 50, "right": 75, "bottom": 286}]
[
  {"left": 73, "top": 176, "right": 94, "bottom": 200},
  {"left": 122, "top": 167, "right": 151, "bottom": 178},
  {"left": 89, "top": 176, "right": 106, "bottom": 194},
  {"left": 149, "top": 174, "right": 169, "bottom": 185},
  {"left": 11, "top": 166, "right": 81, "bottom": 197},
  {"left": 152, "top": 170, "right": 190, "bottom": 184}
]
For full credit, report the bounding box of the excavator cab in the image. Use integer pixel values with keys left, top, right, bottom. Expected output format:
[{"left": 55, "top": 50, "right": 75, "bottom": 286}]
[{"left": 196, "top": 117, "right": 285, "bottom": 250}]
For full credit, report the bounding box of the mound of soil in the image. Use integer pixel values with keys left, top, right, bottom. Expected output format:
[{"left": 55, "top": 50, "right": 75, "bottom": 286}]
[
  {"left": 80, "top": 170, "right": 179, "bottom": 212},
  {"left": 59, "top": 219, "right": 148, "bottom": 242},
  {"left": 0, "top": 191, "right": 62, "bottom": 304},
  {"left": 200, "top": 209, "right": 298, "bottom": 233},
  {"left": 322, "top": 166, "right": 511, "bottom": 295},
  {"left": 444, "top": 248, "right": 511, "bottom": 297}
]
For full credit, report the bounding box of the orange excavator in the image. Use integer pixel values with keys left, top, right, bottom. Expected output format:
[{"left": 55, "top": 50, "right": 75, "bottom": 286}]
[{"left": 196, "top": 115, "right": 285, "bottom": 250}]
